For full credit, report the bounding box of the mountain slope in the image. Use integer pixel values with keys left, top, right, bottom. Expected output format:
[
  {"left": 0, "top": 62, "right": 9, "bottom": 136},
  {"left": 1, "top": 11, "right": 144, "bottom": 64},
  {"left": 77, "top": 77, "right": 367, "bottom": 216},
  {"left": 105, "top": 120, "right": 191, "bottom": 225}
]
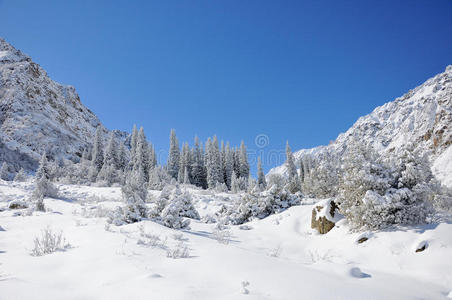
[
  {"left": 0, "top": 38, "right": 125, "bottom": 172},
  {"left": 269, "top": 65, "right": 452, "bottom": 186}
]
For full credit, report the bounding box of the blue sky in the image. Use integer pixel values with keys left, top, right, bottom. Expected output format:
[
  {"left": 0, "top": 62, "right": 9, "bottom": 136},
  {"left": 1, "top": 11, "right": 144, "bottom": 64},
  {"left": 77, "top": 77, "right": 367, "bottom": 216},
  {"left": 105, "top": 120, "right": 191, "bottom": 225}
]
[{"left": 1, "top": 0, "right": 451, "bottom": 173}]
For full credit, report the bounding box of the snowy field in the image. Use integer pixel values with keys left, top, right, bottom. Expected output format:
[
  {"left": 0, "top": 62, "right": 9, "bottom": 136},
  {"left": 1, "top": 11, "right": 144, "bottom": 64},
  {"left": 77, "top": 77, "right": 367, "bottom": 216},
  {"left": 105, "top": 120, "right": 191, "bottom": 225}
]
[{"left": 1, "top": 180, "right": 452, "bottom": 300}]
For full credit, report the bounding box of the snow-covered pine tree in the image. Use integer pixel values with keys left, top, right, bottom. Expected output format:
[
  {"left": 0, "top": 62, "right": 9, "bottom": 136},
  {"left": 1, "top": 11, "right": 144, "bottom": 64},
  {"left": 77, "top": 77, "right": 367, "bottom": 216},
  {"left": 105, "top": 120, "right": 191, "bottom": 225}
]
[
  {"left": 14, "top": 168, "right": 27, "bottom": 182},
  {"left": 257, "top": 156, "right": 266, "bottom": 188},
  {"left": 299, "top": 158, "right": 305, "bottom": 184},
  {"left": 167, "top": 129, "right": 180, "bottom": 179},
  {"left": 239, "top": 141, "right": 249, "bottom": 179},
  {"left": 231, "top": 171, "right": 241, "bottom": 193},
  {"left": 148, "top": 143, "right": 157, "bottom": 171},
  {"left": 191, "top": 136, "right": 207, "bottom": 189},
  {"left": 117, "top": 142, "right": 127, "bottom": 171},
  {"left": 33, "top": 152, "right": 57, "bottom": 199},
  {"left": 130, "top": 124, "right": 138, "bottom": 163},
  {"left": 206, "top": 136, "right": 223, "bottom": 189},
  {"left": 118, "top": 167, "right": 148, "bottom": 224},
  {"left": 97, "top": 132, "right": 119, "bottom": 185},
  {"left": 0, "top": 162, "right": 9, "bottom": 181},
  {"left": 224, "top": 142, "right": 234, "bottom": 189},
  {"left": 233, "top": 147, "right": 241, "bottom": 179},
  {"left": 285, "top": 141, "right": 297, "bottom": 180},
  {"left": 91, "top": 126, "right": 104, "bottom": 172},
  {"left": 178, "top": 142, "right": 190, "bottom": 183},
  {"left": 133, "top": 127, "right": 149, "bottom": 181},
  {"left": 183, "top": 166, "right": 190, "bottom": 184}
]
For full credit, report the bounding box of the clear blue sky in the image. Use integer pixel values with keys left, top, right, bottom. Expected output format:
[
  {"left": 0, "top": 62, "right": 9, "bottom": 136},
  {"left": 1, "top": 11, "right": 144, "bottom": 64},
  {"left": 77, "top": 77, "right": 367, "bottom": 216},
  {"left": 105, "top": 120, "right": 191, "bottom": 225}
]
[{"left": 1, "top": 0, "right": 451, "bottom": 173}]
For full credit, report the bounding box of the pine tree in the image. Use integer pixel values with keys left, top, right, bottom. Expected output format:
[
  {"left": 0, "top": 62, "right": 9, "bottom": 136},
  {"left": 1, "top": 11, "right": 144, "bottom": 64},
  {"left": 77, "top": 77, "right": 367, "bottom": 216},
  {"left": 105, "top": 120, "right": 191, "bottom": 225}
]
[
  {"left": 103, "top": 132, "right": 118, "bottom": 168},
  {"left": 0, "top": 162, "right": 9, "bottom": 181},
  {"left": 257, "top": 156, "right": 266, "bottom": 188},
  {"left": 299, "top": 158, "right": 305, "bottom": 184},
  {"left": 183, "top": 166, "right": 190, "bottom": 184},
  {"left": 167, "top": 129, "right": 180, "bottom": 179},
  {"left": 224, "top": 142, "right": 234, "bottom": 189},
  {"left": 206, "top": 136, "right": 223, "bottom": 189},
  {"left": 119, "top": 168, "right": 148, "bottom": 223},
  {"left": 148, "top": 143, "right": 157, "bottom": 171},
  {"left": 191, "top": 136, "right": 207, "bottom": 189},
  {"left": 117, "top": 142, "right": 127, "bottom": 171},
  {"left": 285, "top": 141, "right": 298, "bottom": 180},
  {"left": 14, "top": 168, "right": 27, "bottom": 182},
  {"left": 239, "top": 141, "right": 249, "bottom": 179},
  {"left": 133, "top": 127, "right": 149, "bottom": 181},
  {"left": 231, "top": 171, "right": 241, "bottom": 193},
  {"left": 33, "top": 152, "right": 57, "bottom": 199},
  {"left": 91, "top": 126, "right": 104, "bottom": 172},
  {"left": 130, "top": 124, "right": 138, "bottom": 161},
  {"left": 233, "top": 147, "right": 240, "bottom": 178}
]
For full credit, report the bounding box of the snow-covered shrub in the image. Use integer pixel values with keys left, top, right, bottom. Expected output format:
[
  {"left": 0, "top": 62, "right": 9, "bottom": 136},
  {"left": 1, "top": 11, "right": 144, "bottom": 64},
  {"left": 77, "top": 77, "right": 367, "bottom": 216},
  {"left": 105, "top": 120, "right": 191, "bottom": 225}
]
[
  {"left": 32, "top": 153, "right": 58, "bottom": 199},
  {"left": 0, "top": 162, "right": 10, "bottom": 181},
  {"left": 166, "top": 241, "right": 190, "bottom": 259},
  {"left": 302, "top": 151, "right": 340, "bottom": 198},
  {"left": 214, "top": 182, "right": 228, "bottom": 193},
  {"left": 13, "top": 168, "right": 27, "bottom": 182},
  {"left": 222, "top": 185, "right": 301, "bottom": 225},
  {"left": 266, "top": 174, "right": 286, "bottom": 191},
  {"left": 108, "top": 169, "right": 147, "bottom": 225},
  {"left": 148, "top": 185, "right": 173, "bottom": 218},
  {"left": 160, "top": 187, "right": 200, "bottom": 229},
  {"left": 34, "top": 195, "right": 45, "bottom": 212},
  {"left": 8, "top": 200, "right": 28, "bottom": 209},
  {"left": 148, "top": 167, "right": 172, "bottom": 190},
  {"left": 338, "top": 143, "right": 436, "bottom": 230},
  {"left": 212, "top": 224, "right": 232, "bottom": 245},
  {"left": 31, "top": 227, "right": 70, "bottom": 256},
  {"left": 137, "top": 226, "right": 167, "bottom": 249}
]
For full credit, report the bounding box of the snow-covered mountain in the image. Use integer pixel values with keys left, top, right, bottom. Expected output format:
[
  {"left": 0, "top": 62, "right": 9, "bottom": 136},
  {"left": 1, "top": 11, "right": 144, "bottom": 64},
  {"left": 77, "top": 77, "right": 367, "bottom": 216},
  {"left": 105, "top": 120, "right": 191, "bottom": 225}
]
[
  {"left": 0, "top": 38, "right": 126, "bottom": 172},
  {"left": 269, "top": 65, "right": 452, "bottom": 186}
]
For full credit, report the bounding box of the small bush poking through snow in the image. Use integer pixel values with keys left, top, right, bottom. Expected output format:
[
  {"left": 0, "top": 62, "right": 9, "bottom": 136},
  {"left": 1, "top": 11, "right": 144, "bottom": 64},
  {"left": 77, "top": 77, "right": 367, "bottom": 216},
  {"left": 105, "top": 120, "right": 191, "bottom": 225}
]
[
  {"left": 31, "top": 227, "right": 71, "bottom": 256},
  {"left": 166, "top": 241, "right": 190, "bottom": 259}
]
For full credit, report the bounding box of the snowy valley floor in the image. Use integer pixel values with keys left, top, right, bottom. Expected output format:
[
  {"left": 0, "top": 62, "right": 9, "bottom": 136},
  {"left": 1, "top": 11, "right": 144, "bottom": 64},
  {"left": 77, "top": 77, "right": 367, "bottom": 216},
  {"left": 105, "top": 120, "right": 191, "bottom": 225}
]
[{"left": 1, "top": 181, "right": 452, "bottom": 300}]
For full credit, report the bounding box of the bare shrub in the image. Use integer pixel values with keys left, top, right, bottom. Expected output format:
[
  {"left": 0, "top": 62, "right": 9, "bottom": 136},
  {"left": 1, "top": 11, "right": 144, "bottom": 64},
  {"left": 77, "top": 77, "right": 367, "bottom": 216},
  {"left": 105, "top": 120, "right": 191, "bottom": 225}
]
[
  {"left": 166, "top": 241, "right": 190, "bottom": 259},
  {"left": 31, "top": 227, "right": 71, "bottom": 256}
]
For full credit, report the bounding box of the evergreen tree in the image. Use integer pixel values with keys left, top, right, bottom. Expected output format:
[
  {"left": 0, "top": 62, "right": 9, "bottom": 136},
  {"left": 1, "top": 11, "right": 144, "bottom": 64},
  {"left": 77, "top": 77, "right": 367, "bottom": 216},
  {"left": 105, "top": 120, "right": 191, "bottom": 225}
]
[
  {"left": 148, "top": 143, "right": 157, "bottom": 171},
  {"left": 33, "top": 152, "right": 57, "bottom": 199},
  {"left": 239, "top": 141, "right": 249, "bottom": 179},
  {"left": 233, "top": 147, "right": 241, "bottom": 178},
  {"left": 14, "top": 168, "right": 27, "bottom": 182},
  {"left": 191, "top": 136, "right": 207, "bottom": 189},
  {"left": 231, "top": 171, "right": 241, "bottom": 193},
  {"left": 206, "top": 136, "right": 223, "bottom": 189},
  {"left": 0, "top": 162, "right": 9, "bottom": 181},
  {"left": 130, "top": 124, "right": 138, "bottom": 161},
  {"left": 167, "top": 129, "right": 180, "bottom": 179},
  {"left": 224, "top": 142, "right": 234, "bottom": 189},
  {"left": 183, "top": 166, "right": 190, "bottom": 184},
  {"left": 103, "top": 132, "right": 118, "bottom": 169},
  {"left": 91, "top": 126, "right": 104, "bottom": 172},
  {"left": 133, "top": 127, "right": 149, "bottom": 181},
  {"left": 257, "top": 156, "right": 266, "bottom": 188},
  {"left": 285, "top": 141, "right": 298, "bottom": 180},
  {"left": 117, "top": 142, "right": 127, "bottom": 171}
]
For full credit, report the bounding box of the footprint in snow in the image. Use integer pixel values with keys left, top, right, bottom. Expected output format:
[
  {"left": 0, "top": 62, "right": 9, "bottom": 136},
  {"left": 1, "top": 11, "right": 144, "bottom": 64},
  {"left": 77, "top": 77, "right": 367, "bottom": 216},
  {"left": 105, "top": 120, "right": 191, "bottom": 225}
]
[
  {"left": 349, "top": 267, "right": 371, "bottom": 278},
  {"left": 148, "top": 273, "right": 163, "bottom": 279}
]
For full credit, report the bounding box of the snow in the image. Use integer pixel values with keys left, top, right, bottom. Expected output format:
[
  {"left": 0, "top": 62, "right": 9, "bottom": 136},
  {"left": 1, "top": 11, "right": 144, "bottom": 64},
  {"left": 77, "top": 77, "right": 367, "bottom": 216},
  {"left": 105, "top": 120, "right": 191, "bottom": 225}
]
[
  {"left": 433, "top": 145, "right": 452, "bottom": 188},
  {"left": 1, "top": 181, "right": 452, "bottom": 299}
]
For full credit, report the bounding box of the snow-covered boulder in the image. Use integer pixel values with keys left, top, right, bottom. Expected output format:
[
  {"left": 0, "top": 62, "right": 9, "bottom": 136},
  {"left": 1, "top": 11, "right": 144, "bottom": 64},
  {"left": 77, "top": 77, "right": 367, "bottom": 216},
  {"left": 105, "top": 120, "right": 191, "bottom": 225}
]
[{"left": 311, "top": 199, "right": 338, "bottom": 234}]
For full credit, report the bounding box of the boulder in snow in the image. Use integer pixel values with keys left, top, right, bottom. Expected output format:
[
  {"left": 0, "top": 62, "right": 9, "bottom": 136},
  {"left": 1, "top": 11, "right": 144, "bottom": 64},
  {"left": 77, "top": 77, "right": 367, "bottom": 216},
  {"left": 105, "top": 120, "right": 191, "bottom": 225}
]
[{"left": 311, "top": 199, "right": 338, "bottom": 234}]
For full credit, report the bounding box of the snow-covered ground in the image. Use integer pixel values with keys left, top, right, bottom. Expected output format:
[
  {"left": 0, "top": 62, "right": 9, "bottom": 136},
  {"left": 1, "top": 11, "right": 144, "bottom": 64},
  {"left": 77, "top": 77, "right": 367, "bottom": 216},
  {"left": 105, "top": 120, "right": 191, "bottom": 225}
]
[{"left": 1, "top": 180, "right": 452, "bottom": 299}]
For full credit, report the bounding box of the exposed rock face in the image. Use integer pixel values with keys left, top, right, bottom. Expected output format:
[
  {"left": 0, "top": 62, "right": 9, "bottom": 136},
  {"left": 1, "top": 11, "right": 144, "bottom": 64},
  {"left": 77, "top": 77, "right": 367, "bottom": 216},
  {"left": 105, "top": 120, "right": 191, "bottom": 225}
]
[
  {"left": 311, "top": 199, "right": 337, "bottom": 234},
  {"left": 0, "top": 38, "right": 127, "bottom": 172},
  {"left": 268, "top": 65, "right": 452, "bottom": 187}
]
